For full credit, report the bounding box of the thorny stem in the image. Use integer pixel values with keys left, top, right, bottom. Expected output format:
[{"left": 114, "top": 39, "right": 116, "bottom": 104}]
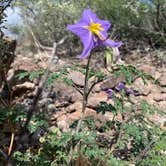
[{"left": 75, "top": 53, "right": 93, "bottom": 133}]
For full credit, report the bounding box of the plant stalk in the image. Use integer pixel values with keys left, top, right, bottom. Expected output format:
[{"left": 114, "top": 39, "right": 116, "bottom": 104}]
[{"left": 76, "top": 53, "right": 93, "bottom": 133}]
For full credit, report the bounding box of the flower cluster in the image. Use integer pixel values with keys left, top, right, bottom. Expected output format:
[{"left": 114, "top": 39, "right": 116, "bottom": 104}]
[
  {"left": 67, "top": 9, "right": 122, "bottom": 59},
  {"left": 105, "top": 82, "right": 134, "bottom": 99}
]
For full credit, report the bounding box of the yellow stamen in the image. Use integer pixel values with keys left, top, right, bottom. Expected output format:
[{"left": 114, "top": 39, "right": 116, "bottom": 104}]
[{"left": 85, "top": 22, "right": 104, "bottom": 40}]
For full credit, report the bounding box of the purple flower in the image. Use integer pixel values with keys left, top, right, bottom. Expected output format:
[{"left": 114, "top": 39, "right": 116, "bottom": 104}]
[
  {"left": 105, "top": 89, "right": 114, "bottom": 99},
  {"left": 115, "top": 82, "right": 125, "bottom": 91},
  {"left": 125, "top": 88, "right": 134, "bottom": 95},
  {"left": 67, "top": 9, "right": 122, "bottom": 58}
]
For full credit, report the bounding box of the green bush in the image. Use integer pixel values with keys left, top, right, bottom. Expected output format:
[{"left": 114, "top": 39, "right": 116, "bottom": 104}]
[{"left": 17, "top": 0, "right": 165, "bottom": 52}]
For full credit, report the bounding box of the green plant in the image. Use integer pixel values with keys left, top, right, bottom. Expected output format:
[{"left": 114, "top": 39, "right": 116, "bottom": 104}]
[{"left": 114, "top": 64, "right": 157, "bottom": 85}]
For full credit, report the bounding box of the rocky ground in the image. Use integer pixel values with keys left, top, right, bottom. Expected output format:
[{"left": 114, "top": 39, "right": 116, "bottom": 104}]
[{"left": 6, "top": 49, "right": 166, "bottom": 132}]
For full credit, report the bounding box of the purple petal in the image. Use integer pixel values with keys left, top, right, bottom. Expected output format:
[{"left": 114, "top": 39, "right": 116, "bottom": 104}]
[
  {"left": 103, "top": 39, "right": 122, "bottom": 48},
  {"left": 66, "top": 23, "right": 87, "bottom": 37},
  {"left": 78, "top": 9, "right": 111, "bottom": 40},
  {"left": 126, "top": 88, "right": 134, "bottom": 95},
  {"left": 97, "top": 20, "right": 111, "bottom": 39},
  {"left": 105, "top": 89, "right": 114, "bottom": 99},
  {"left": 115, "top": 82, "right": 125, "bottom": 91},
  {"left": 106, "top": 89, "right": 114, "bottom": 95},
  {"left": 79, "top": 9, "right": 98, "bottom": 24},
  {"left": 67, "top": 22, "right": 94, "bottom": 58},
  {"left": 77, "top": 32, "right": 94, "bottom": 58},
  {"left": 98, "top": 20, "right": 111, "bottom": 32}
]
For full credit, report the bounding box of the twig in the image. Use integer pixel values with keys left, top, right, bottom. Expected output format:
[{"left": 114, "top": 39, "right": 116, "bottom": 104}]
[
  {"left": 8, "top": 129, "right": 14, "bottom": 156},
  {"left": 0, "top": 95, "right": 7, "bottom": 107},
  {"left": 0, "top": 148, "right": 8, "bottom": 160},
  {"left": 72, "top": 82, "right": 83, "bottom": 95},
  {"left": 0, "top": 0, "right": 13, "bottom": 14},
  {"left": 136, "top": 140, "right": 155, "bottom": 163},
  {"left": 24, "top": 37, "right": 66, "bottom": 129},
  {"left": 29, "top": 28, "right": 53, "bottom": 52},
  {"left": 87, "top": 78, "right": 102, "bottom": 97}
]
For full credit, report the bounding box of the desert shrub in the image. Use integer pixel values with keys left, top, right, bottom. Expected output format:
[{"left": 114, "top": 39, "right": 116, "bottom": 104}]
[
  {"left": 16, "top": 0, "right": 166, "bottom": 53},
  {"left": 16, "top": 0, "right": 97, "bottom": 54},
  {"left": 94, "top": 0, "right": 166, "bottom": 48}
]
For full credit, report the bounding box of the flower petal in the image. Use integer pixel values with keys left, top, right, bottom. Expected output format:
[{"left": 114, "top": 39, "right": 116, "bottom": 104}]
[
  {"left": 79, "top": 9, "right": 98, "bottom": 24},
  {"left": 78, "top": 32, "right": 94, "bottom": 58},
  {"left": 97, "top": 20, "right": 111, "bottom": 39},
  {"left": 115, "top": 82, "right": 125, "bottom": 91},
  {"left": 67, "top": 23, "right": 94, "bottom": 58},
  {"left": 126, "top": 88, "right": 134, "bottom": 95},
  {"left": 112, "top": 47, "right": 120, "bottom": 61},
  {"left": 66, "top": 23, "right": 87, "bottom": 37},
  {"left": 102, "top": 39, "right": 122, "bottom": 48}
]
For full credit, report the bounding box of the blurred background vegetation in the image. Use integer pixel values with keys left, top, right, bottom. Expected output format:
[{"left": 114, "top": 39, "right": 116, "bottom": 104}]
[{"left": 8, "top": 0, "right": 165, "bottom": 55}]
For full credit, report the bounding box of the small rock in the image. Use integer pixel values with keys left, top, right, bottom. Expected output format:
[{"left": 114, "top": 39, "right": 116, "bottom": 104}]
[
  {"left": 68, "top": 108, "right": 97, "bottom": 120},
  {"left": 161, "top": 88, "right": 166, "bottom": 93},
  {"left": 53, "top": 80, "right": 82, "bottom": 102},
  {"left": 66, "top": 102, "right": 82, "bottom": 113},
  {"left": 138, "top": 64, "right": 156, "bottom": 76},
  {"left": 148, "top": 113, "right": 166, "bottom": 126},
  {"left": 13, "top": 82, "right": 35, "bottom": 97},
  {"left": 129, "top": 94, "right": 139, "bottom": 104},
  {"left": 57, "top": 115, "right": 69, "bottom": 132},
  {"left": 92, "top": 83, "right": 101, "bottom": 93},
  {"left": 87, "top": 92, "right": 107, "bottom": 108},
  {"left": 100, "top": 74, "right": 125, "bottom": 90},
  {"left": 158, "top": 101, "right": 166, "bottom": 111},
  {"left": 150, "top": 84, "right": 162, "bottom": 94},
  {"left": 15, "top": 82, "right": 35, "bottom": 90},
  {"left": 153, "top": 94, "right": 166, "bottom": 102},
  {"left": 132, "top": 78, "right": 151, "bottom": 96},
  {"left": 68, "top": 71, "right": 85, "bottom": 87},
  {"left": 48, "top": 104, "right": 57, "bottom": 112},
  {"left": 158, "top": 73, "right": 166, "bottom": 87}
]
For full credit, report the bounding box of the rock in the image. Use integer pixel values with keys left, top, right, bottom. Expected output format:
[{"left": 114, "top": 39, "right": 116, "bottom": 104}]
[
  {"left": 14, "top": 55, "right": 38, "bottom": 72},
  {"left": 13, "top": 82, "right": 35, "bottom": 97},
  {"left": 53, "top": 80, "right": 82, "bottom": 102},
  {"left": 68, "top": 108, "right": 97, "bottom": 121},
  {"left": 87, "top": 92, "right": 108, "bottom": 108},
  {"left": 48, "top": 104, "right": 57, "bottom": 112},
  {"left": 158, "top": 73, "right": 166, "bottom": 87},
  {"left": 129, "top": 94, "right": 139, "bottom": 104},
  {"left": 68, "top": 71, "right": 85, "bottom": 87},
  {"left": 148, "top": 113, "right": 166, "bottom": 126},
  {"left": 150, "top": 84, "right": 162, "bottom": 94},
  {"left": 161, "top": 88, "right": 166, "bottom": 93},
  {"left": 66, "top": 102, "right": 82, "bottom": 113},
  {"left": 158, "top": 101, "right": 166, "bottom": 111},
  {"left": 132, "top": 78, "right": 151, "bottom": 96},
  {"left": 100, "top": 74, "right": 125, "bottom": 90},
  {"left": 56, "top": 107, "right": 97, "bottom": 131},
  {"left": 138, "top": 64, "right": 156, "bottom": 76},
  {"left": 54, "top": 100, "right": 70, "bottom": 108},
  {"left": 57, "top": 115, "right": 69, "bottom": 132},
  {"left": 50, "top": 59, "right": 67, "bottom": 72},
  {"left": 92, "top": 83, "right": 101, "bottom": 93},
  {"left": 153, "top": 94, "right": 166, "bottom": 102}
]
